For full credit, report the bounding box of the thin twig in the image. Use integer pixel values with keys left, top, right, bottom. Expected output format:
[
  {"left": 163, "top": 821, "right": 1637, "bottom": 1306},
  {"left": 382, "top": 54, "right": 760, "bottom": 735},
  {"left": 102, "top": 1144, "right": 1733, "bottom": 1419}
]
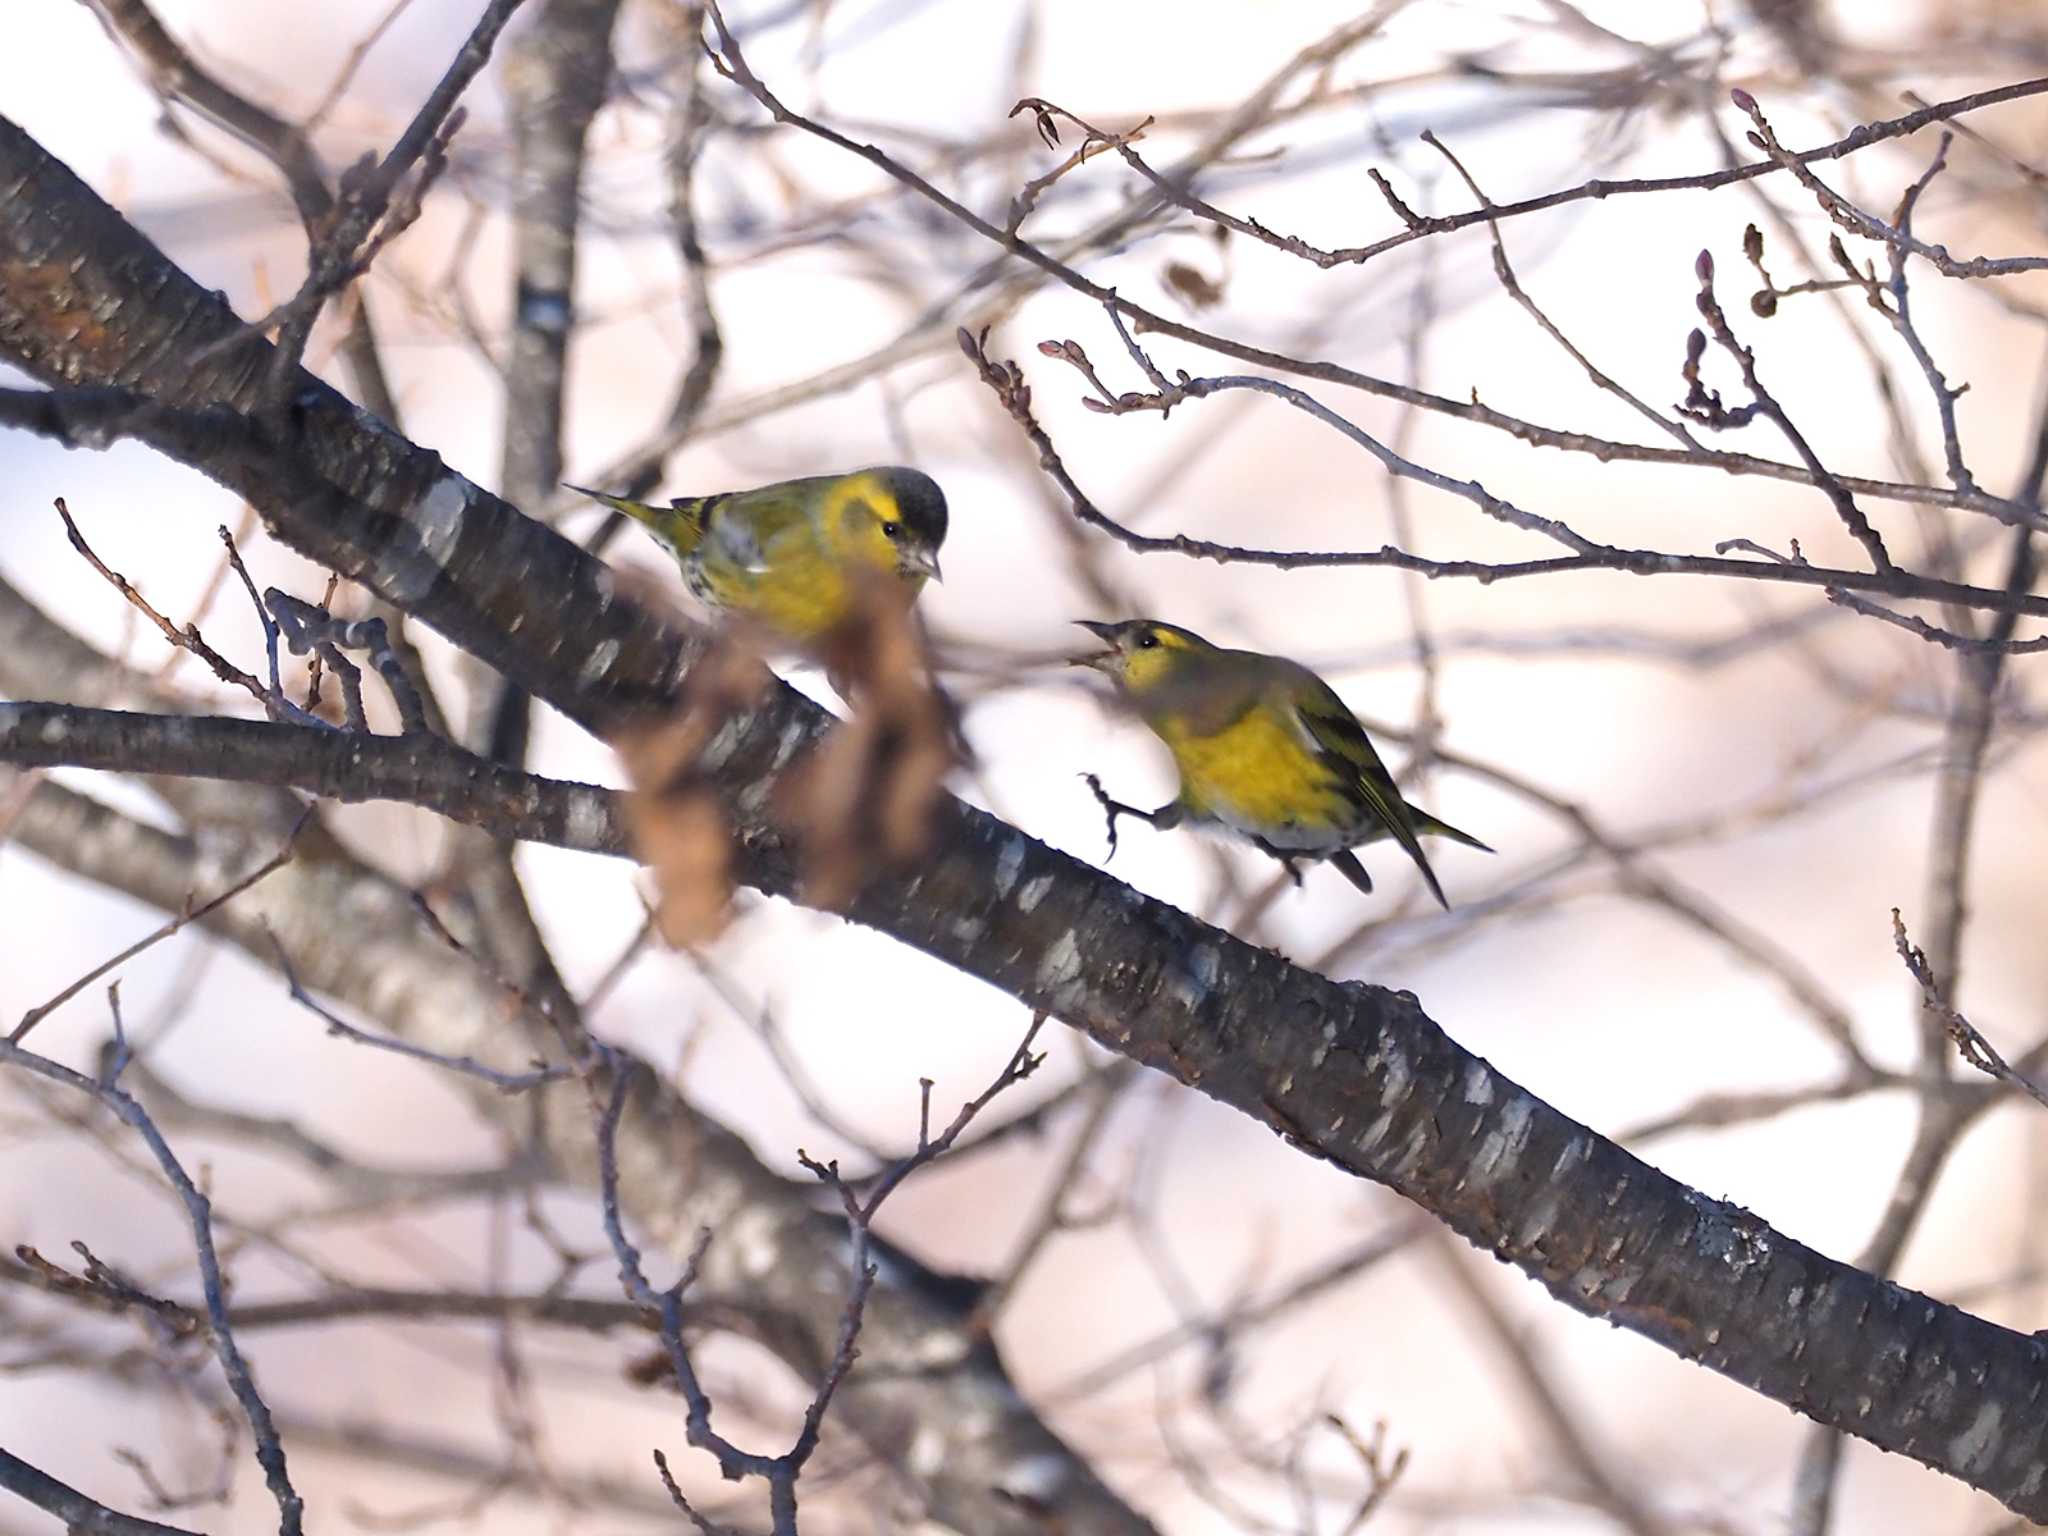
[
  {"left": 0, "top": 1445, "right": 204, "bottom": 1536},
  {"left": 267, "top": 590, "right": 429, "bottom": 733},
  {"left": 592, "top": 1017, "right": 1046, "bottom": 1532},
  {"left": 259, "top": 0, "right": 529, "bottom": 400},
  {"left": 0, "top": 1009, "right": 305, "bottom": 1533},
  {"left": 54, "top": 498, "right": 273, "bottom": 715},
  {"left": 1894, "top": 909, "right": 2048, "bottom": 1111},
  {"left": 1684, "top": 253, "right": 1894, "bottom": 573},
  {"left": 12, "top": 810, "right": 307, "bottom": 1044},
  {"left": 266, "top": 925, "right": 570, "bottom": 1094},
  {"left": 1734, "top": 88, "right": 2048, "bottom": 281}
]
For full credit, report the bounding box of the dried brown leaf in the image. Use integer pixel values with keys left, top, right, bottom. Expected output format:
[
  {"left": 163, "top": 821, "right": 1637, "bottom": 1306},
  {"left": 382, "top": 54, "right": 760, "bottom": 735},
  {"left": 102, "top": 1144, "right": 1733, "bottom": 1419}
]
[
  {"left": 1163, "top": 260, "right": 1224, "bottom": 310},
  {"left": 631, "top": 784, "right": 730, "bottom": 946},
  {"left": 775, "top": 574, "right": 961, "bottom": 909},
  {"left": 612, "top": 638, "right": 770, "bottom": 946}
]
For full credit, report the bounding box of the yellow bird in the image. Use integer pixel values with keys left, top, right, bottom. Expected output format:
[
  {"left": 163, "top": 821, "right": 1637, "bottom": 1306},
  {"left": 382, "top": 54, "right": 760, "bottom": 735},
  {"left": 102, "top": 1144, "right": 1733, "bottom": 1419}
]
[
  {"left": 565, "top": 467, "right": 947, "bottom": 644},
  {"left": 1072, "top": 619, "right": 1491, "bottom": 907}
]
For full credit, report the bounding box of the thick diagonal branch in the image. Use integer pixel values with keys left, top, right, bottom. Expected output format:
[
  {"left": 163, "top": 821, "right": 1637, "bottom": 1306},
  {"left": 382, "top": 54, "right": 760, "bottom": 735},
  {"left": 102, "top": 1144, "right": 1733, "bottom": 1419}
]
[
  {"left": 5, "top": 112, "right": 2048, "bottom": 1521},
  {"left": 7, "top": 779, "right": 1154, "bottom": 1536}
]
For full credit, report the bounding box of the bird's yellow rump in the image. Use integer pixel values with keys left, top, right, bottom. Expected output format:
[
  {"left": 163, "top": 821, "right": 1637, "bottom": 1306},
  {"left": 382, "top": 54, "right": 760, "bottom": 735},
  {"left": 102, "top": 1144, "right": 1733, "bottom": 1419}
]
[
  {"left": 1073, "top": 619, "right": 1491, "bottom": 907},
  {"left": 566, "top": 467, "right": 948, "bottom": 644}
]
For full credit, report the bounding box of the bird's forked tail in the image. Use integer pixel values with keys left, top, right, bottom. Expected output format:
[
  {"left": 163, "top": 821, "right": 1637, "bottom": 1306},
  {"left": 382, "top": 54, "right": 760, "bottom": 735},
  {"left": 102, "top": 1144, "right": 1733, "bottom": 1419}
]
[
  {"left": 563, "top": 484, "right": 709, "bottom": 555},
  {"left": 1413, "top": 810, "right": 1493, "bottom": 854}
]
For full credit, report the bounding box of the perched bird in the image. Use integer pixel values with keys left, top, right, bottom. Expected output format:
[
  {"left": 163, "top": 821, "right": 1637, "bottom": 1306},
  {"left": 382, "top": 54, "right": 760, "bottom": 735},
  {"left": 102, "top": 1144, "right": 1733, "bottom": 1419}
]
[
  {"left": 1072, "top": 619, "right": 1491, "bottom": 907},
  {"left": 565, "top": 467, "right": 948, "bottom": 644}
]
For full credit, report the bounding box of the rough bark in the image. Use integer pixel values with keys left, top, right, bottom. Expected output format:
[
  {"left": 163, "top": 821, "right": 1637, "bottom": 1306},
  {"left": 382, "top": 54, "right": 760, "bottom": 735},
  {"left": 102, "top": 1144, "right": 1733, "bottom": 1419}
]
[
  {"left": 0, "top": 703, "right": 625, "bottom": 855},
  {"left": 8, "top": 779, "right": 1157, "bottom": 1536},
  {"left": 5, "top": 112, "right": 2048, "bottom": 1521},
  {"left": 496, "top": 0, "right": 620, "bottom": 517},
  {"left": 0, "top": 587, "right": 1144, "bottom": 1536}
]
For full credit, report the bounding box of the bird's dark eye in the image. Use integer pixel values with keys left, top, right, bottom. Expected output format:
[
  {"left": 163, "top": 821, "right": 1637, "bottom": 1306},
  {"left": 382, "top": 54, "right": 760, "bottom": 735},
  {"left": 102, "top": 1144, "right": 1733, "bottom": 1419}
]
[
  {"left": 1136, "top": 633, "right": 1160, "bottom": 650},
  {"left": 882, "top": 521, "right": 902, "bottom": 539}
]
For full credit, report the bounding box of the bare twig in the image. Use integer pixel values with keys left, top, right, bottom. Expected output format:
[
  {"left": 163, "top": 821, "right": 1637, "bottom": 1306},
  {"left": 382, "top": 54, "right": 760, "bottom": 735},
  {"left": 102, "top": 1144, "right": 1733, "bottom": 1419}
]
[
  {"left": 1894, "top": 910, "right": 2048, "bottom": 1111},
  {"left": 963, "top": 328, "right": 2048, "bottom": 637},
  {"left": 54, "top": 498, "right": 276, "bottom": 716},
  {"left": 259, "top": 0, "right": 529, "bottom": 399},
  {"left": 0, "top": 1445, "right": 204, "bottom": 1536},
  {"left": 0, "top": 1005, "right": 305, "bottom": 1533},
  {"left": 1423, "top": 127, "right": 1698, "bottom": 448},
  {"left": 266, "top": 926, "right": 571, "bottom": 1093},
  {"left": 593, "top": 1018, "right": 1046, "bottom": 1533},
  {"left": 1879, "top": 135, "right": 1978, "bottom": 496},
  {"left": 1327, "top": 1415, "right": 1408, "bottom": 1536},
  {"left": 11, "top": 810, "right": 307, "bottom": 1044},
  {"left": 267, "top": 590, "right": 429, "bottom": 733},
  {"left": 1684, "top": 253, "right": 1894, "bottom": 573},
  {"left": 1733, "top": 88, "right": 2048, "bottom": 281}
]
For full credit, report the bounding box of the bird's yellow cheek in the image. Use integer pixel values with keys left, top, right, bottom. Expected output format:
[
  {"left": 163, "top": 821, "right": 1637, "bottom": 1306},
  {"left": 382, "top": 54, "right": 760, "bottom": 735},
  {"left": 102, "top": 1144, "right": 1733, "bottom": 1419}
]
[{"left": 1119, "top": 646, "right": 1176, "bottom": 692}]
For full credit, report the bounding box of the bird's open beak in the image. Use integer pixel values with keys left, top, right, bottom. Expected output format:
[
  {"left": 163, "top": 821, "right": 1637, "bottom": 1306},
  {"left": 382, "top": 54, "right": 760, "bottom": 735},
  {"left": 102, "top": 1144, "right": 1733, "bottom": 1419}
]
[{"left": 1069, "top": 619, "right": 1119, "bottom": 670}]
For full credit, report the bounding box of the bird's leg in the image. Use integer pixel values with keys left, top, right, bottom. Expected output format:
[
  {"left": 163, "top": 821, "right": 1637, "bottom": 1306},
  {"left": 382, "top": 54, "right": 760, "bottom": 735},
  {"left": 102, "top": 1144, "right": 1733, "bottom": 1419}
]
[
  {"left": 1080, "top": 774, "right": 1182, "bottom": 860},
  {"left": 1247, "top": 834, "right": 1313, "bottom": 888}
]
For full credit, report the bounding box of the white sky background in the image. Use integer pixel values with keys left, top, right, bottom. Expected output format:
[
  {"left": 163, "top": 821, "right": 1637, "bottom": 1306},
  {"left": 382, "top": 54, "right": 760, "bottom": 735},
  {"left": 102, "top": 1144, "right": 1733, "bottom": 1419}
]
[{"left": 4, "top": 0, "right": 2048, "bottom": 1532}]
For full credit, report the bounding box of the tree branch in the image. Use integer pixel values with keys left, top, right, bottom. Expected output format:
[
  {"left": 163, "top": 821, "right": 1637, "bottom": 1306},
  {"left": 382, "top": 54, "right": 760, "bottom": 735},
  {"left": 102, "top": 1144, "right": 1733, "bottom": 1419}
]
[
  {"left": 0, "top": 703, "right": 627, "bottom": 854},
  {"left": 0, "top": 1445, "right": 204, "bottom": 1536},
  {"left": 8, "top": 105, "right": 2048, "bottom": 1523}
]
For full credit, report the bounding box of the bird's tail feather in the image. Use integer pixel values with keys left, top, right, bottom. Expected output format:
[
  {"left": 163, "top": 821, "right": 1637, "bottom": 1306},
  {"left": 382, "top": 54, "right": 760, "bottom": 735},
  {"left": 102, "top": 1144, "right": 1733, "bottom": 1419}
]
[
  {"left": 562, "top": 484, "right": 707, "bottom": 554},
  {"left": 1414, "top": 810, "right": 1493, "bottom": 854}
]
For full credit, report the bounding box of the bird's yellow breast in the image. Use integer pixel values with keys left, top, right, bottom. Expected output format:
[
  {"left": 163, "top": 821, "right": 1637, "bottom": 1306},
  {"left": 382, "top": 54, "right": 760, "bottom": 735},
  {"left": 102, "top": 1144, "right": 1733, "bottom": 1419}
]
[
  {"left": 696, "top": 537, "right": 850, "bottom": 638},
  {"left": 694, "top": 534, "right": 929, "bottom": 641},
  {"left": 1159, "top": 707, "right": 1352, "bottom": 833}
]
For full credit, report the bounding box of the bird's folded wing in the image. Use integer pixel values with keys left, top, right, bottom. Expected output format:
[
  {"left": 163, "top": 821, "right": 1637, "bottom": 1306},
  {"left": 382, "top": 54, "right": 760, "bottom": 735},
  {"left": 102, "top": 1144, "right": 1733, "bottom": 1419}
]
[
  {"left": 1292, "top": 692, "right": 1448, "bottom": 907},
  {"left": 708, "top": 503, "right": 772, "bottom": 573}
]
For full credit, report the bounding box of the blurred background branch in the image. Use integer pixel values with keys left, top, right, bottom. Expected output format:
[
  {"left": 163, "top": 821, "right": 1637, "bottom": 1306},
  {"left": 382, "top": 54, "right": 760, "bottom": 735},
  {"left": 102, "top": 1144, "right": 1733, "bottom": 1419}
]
[{"left": 10, "top": 1, "right": 2048, "bottom": 1533}]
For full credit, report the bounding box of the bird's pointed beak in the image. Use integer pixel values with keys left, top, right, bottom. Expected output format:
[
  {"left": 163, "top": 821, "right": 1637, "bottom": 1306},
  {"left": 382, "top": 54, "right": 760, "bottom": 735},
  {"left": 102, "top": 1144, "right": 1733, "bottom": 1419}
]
[
  {"left": 1069, "top": 619, "right": 1120, "bottom": 670},
  {"left": 912, "top": 548, "right": 943, "bottom": 583}
]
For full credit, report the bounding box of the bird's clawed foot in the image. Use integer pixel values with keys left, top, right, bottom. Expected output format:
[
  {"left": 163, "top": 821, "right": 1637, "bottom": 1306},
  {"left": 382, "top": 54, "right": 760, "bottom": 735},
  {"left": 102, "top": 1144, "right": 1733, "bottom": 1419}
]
[
  {"left": 1245, "top": 842, "right": 1376, "bottom": 895},
  {"left": 1080, "top": 774, "right": 1182, "bottom": 860}
]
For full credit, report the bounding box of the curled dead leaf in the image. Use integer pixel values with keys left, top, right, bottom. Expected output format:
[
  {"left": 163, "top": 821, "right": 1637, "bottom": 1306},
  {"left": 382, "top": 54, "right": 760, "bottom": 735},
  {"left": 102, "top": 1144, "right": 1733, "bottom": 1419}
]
[
  {"left": 612, "top": 638, "right": 770, "bottom": 947},
  {"left": 1163, "top": 260, "right": 1224, "bottom": 310},
  {"left": 776, "top": 571, "right": 963, "bottom": 910}
]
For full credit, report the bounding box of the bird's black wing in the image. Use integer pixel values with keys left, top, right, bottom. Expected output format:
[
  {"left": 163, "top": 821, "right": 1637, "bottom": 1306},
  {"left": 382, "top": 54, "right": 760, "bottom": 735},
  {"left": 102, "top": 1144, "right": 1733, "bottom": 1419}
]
[{"left": 1290, "top": 683, "right": 1450, "bottom": 910}]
